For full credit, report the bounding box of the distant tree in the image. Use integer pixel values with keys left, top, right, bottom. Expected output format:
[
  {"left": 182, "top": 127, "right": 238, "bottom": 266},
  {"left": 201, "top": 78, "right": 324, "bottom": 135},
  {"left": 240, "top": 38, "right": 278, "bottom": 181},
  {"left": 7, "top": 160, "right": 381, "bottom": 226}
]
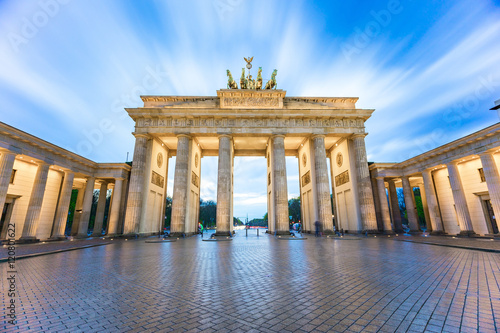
[
  {"left": 263, "top": 212, "right": 268, "bottom": 223},
  {"left": 64, "top": 189, "right": 79, "bottom": 235},
  {"left": 413, "top": 188, "right": 426, "bottom": 228},
  {"left": 233, "top": 217, "right": 243, "bottom": 226},
  {"left": 288, "top": 197, "right": 301, "bottom": 224},
  {"left": 248, "top": 218, "right": 266, "bottom": 227},
  {"left": 199, "top": 199, "right": 216, "bottom": 228},
  {"left": 164, "top": 196, "right": 172, "bottom": 228},
  {"left": 396, "top": 188, "right": 407, "bottom": 223}
]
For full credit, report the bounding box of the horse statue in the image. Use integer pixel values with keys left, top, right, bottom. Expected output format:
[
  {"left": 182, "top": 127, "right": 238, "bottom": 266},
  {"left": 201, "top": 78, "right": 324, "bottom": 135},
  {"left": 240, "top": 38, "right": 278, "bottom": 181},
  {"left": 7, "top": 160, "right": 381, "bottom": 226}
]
[
  {"left": 264, "top": 69, "right": 277, "bottom": 90},
  {"left": 226, "top": 70, "right": 238, "bottom": 89},
  {"left": 256, "top": 67, "right": 263, "bottom": 90},
  {"left": 240, "top": 68, "right": 248, "bottom": 89},
  {"left": 248, "top": 75, "right": 256, "bottom": 89}
]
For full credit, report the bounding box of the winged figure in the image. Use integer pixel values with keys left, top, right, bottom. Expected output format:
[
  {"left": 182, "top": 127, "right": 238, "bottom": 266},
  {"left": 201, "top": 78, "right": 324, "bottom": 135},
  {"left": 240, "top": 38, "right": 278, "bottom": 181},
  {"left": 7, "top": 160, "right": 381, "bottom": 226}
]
[{"left": 244, "top": 56, "right": 253, "bottom": 65}]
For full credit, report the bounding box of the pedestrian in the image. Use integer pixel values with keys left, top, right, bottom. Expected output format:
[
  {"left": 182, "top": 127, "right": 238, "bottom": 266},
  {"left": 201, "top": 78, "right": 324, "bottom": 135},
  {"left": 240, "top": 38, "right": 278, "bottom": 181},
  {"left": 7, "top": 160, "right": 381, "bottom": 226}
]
[
  {"left": 198, "top": 221, "right": 204, "bottom": 236},
  {"left": 314, "top": 221, "right": 321, "bottom": 237}
]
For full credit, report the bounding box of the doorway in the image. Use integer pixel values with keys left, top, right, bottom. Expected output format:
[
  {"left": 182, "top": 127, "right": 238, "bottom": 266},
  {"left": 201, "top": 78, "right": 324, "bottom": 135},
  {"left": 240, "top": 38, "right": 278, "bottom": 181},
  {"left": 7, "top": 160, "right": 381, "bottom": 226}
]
[{"left": 483, "top": 199, "right": 498, "bottom": 234}]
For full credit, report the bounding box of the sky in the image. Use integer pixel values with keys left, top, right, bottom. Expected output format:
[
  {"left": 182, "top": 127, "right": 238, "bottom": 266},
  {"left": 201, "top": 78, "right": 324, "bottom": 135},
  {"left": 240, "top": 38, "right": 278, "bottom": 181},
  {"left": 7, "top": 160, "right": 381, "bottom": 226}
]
[{"left": 1, "top": 0, "right": 499, "bottom": 219}]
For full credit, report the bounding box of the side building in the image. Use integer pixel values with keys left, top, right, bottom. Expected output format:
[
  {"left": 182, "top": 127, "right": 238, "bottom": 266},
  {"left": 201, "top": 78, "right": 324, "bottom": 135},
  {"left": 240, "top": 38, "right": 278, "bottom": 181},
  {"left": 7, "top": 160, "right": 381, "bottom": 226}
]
[
  {"left": 370, "top": 117, "right": 500, "bottom": 236},
  {"left": 0, "top": 122, "right": 131, "bottom": 242}
]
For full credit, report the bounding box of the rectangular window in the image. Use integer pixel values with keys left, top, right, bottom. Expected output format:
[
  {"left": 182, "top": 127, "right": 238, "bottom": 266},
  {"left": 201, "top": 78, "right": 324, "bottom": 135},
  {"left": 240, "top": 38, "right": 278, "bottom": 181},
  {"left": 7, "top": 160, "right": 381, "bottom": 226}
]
[
  {"left": 479, "top": 168, "right": 486, "bottom": 182},
  {"left": 9, "top": 169, "right": 16, "bottom": 184}
]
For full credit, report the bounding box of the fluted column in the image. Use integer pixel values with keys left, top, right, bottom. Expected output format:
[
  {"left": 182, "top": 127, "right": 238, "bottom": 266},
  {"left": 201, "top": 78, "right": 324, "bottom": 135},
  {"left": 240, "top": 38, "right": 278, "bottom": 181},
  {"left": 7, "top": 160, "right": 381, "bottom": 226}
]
[
  {"left": 387, "top": 179, "right": 403, "bottom": 232},
  {"left": 77, "top": 177, "right": 96, "bottom": 238},
  {"left": 70, "top": 187, "right": 86, "bottom": 236},
  {"left": 447, "top": 162, "right": 474, "bottom": 235},
  {"left": 376, "top": 177, "right": 394, "bottom": 234},
  {"left": 215, "top": 135, "right": 232, "bottom": 236},
  {"left": 20, "top": 161, "right": 51, "bottom": 241},
  {"left": 107, "top": 178, "right": 124, "bottom": 236},
  {"left": 421, "top": 169, "right": 444, "bottom": 234},
  {"left": 170, "top": 134, "right": 191, "bottom": 236},
  {"left": 272, "top": 135, "right": 289, "bottom": 234},
  {"left": 0, "top": 151, "right": 16, "bottom": 223},
  {"left": 480, "top": 153, "right": 500, "bottom": 231},
  {"left": 91, "top": 181, "right": 108, "bottom": 237},
  {"left": 352, "top": 134, "right": 378, "bottom": 232},
  {"left": 51, "top": 171, "right": 75, "bottom": 239},
  {"left": 417, "top": 182, "right": 432, "bottom": 232},
  {"left": 401, "top": 176, "right": 419, "bottom": 231},
  {"left": 123, "top": 134, "right": 149, "bottom": 235},
  {"left": 313, "top": 135, "right": 334, "bottom": 234}
]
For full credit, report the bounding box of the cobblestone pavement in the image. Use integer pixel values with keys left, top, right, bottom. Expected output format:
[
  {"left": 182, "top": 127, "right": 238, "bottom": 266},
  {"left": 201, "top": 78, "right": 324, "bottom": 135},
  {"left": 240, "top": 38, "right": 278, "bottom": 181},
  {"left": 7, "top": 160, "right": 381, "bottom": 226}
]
[
  {"left": 390, "top": 234, "right": 500, "bottom": 252},
  {"left": 2, "top": 230, "right": 500, "bottom": 332},
  {"left": 0, "top": 238, "right": 111, "bottom": 261}
]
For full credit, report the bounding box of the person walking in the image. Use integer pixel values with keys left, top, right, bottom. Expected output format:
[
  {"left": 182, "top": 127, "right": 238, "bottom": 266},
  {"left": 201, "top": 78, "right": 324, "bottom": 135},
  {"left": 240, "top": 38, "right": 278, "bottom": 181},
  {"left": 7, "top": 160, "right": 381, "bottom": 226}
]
[
  {"left": 198, "top": 221, "right": 204, "bottom": 236},
  {"left": 314, "top": 221, "right": 321, "bottom": 237}
]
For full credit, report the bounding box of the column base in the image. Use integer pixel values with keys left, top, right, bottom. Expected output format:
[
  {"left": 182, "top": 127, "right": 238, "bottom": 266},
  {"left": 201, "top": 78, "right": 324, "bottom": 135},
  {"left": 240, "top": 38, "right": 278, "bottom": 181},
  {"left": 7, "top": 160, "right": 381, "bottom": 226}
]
[
  {"left": 430, "top": 230, "right": 445, "bottom": 236},
  {"left": 383, "top": 230, "right": 396, "bottom": 235},
  {"left": 213, "top": 231, "right": 232, "bottom": 237},
  {"left": 362, "top": 229, "right": 379, "bottom": 234},
  {"left": 17, "top": 237, "right": 40, "bottom": 244},
  {"left": 274, "top": 230, "right": 292, "bottom": 236},
  {"left": 74, "top": 234, "right": 91, "bottom": 239},
  {"left": 48, "top": 236, "right": 67, "bottom": 241},
  {"left": 459, "top": 230, "right": 476, "bottom": 237},
  {"left": 91, "top": 233, "right": 104, "bottom": 238},
  {"left": 322, "top": 230, "right": 335, "bottom": 235}
]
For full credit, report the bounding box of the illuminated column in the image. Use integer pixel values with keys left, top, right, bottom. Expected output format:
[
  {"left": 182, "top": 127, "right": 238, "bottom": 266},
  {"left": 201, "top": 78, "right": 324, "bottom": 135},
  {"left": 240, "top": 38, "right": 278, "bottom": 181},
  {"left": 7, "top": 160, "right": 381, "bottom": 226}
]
[
  {"left": 313, "top": 135, "right": 334, "bottom": 234},
  {"left": 0, "top": 151, "right": 16, "bottom": 223},
  {"left": 123, "top": 133, "right": 149, "bottom": 235},
  {"left": 91, "top": 181, "right": 108, "bottom": 237},
  {"left": 20, "top": 161, "right": 51, "bottom": 241},
  {"left": 51, "top": 171, "right": 75, "bottom": 239},
  {"left": 170, "top": 134, "right": 191, "bottom": 236},
  {"left": 480, "top": 153, "right": 500, "bottom": 228},
  {"left": 215, "top": 135, "right": 232, "bottom": 236},
  {"left": 272, "top": 135, "right": 289, "bottom": 235},
  {"left": 107, "top": 178, "right": 124, "bottom": 236},
  {"left": 352, "top": 134, "right": 378, "bottom": 232},
  {"left": 401, "top": 176, "right": 419, "bottom": 231},
  {"left": 447, "top": 162, "right": 474, "bottom": 235},
  {"left": 77, "top": 176, "right": 96, "bottom": 238},
  {"left": 387, "top": 179, "right": 403, "bottom": 232},
  {"left": 421, "top": 169, "right": 444, "bottom": 234},
  {"left": 376, "top": 177, "right": 394, "bottom": 234}
]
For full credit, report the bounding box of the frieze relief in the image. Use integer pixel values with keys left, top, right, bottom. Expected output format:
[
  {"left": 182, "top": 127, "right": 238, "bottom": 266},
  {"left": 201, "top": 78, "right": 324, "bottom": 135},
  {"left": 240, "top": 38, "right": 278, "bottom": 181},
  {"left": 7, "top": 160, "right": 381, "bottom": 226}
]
[
  {"left": 223, "top": 97, "right": 279, "bottom": 107},
  {"left": 138, "top": 117, "right": 365, "bottom": 129}
]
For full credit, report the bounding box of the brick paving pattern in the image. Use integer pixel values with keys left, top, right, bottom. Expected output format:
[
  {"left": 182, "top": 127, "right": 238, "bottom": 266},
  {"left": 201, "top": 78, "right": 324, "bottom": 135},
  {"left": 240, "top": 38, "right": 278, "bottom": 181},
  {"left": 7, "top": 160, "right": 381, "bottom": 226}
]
[{"left": 2, "top": 230, "right": 500, "bottom": 332}]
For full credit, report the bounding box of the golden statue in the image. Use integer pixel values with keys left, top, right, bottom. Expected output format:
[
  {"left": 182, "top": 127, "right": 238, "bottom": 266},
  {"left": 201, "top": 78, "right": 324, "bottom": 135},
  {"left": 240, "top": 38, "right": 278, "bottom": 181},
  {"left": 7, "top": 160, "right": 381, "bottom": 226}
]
[
  {"left": 256, "top": 67, "right": 263, "bottom": 90},
  {"left": 240, "top": 68, "right": 248, "bottom": 89},
  {"left": 244, "top": 56, "right": 253, "bottom": 69},
  {"left": 264, "top": 69, "right": 277, "bottom": 90},
  {"left": 226, "top": 70, "right": 238, "bottom": 89}
]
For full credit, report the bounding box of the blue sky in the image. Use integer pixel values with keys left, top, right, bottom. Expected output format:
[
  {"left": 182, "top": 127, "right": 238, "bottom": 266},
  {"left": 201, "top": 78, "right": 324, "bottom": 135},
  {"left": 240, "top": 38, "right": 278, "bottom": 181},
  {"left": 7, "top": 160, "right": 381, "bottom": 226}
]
[{"left": 1, "top": 0, "right": 499, "bottom": 219}]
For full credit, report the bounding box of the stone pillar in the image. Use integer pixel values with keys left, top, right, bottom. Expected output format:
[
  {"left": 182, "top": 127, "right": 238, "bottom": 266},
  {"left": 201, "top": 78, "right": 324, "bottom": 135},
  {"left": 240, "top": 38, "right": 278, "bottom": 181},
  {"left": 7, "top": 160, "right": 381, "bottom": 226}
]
[
  {"left": 0, "top": 151, "right": 16, "bottom": 223},
  {"left": 107, "top": 178, "right": 124, "bottom": 236},
  {"left": 215, "top": 135, "right": 232, "bottom": 236},
  {"left": 480, "top": 153, "right": 500, "bottom": 230},
  {"left": 421, "top": 169, "right": 444, "bottom": 234},
  {"left": 352, "top": 134, "right": 378, "bottom": 232},
  {"left": 70, "top": 186, "right": 85, "bottom": 236},
  {"left": 50, "top": 171, "right": 75, "bottom": 239},
  {"left": 91, "top": 181, "right": 108, "bottom": 237},
  {"left": 20, "top": 162, "right": 51, "bottom": 241},
  {"left": 401, "top": 176, "right": 419, "bottom": 231},
  {"left": 417, "top": 182, "right": 432, "bottom": 232},
  {"left": 76, "top": 177, "right": 96, "bottom": 238},
  {"left": 447, "top": 162, "right": 474, "bottom": 235},
  {"left": 170, "top": 135, "right": 190, "bottom": 236},
  {"left": 376, "top": 177, "right": 394, "bottom": 234},
  {"left": 387, "top": 179, "right": 403, "bottom": 232},
  {"left": 313, "top": 135, "right": 334, "bottom": 234},
  {"left": 272, "top": 135, "right": 289, "bottom": 235},
  {"left": 123, "top": 134, "right": 149, "bottom": 235}
]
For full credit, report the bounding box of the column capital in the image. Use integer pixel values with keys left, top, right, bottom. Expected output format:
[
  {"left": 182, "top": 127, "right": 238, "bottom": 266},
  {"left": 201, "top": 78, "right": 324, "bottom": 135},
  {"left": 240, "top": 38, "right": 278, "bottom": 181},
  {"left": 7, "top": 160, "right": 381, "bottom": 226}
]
[
  {"left": 217, "top": 134, "right": 232, "bottom": 139},
  {"left": 132, "top": 132, "right": 150, "bottom": 139},
  {"left": 311, "top": 134, "right": 326, "bottom": 140},
  {"left": 0, "top": 150, "right": 17, "bottom": 157},
  {"left": 375, "top": 176, "right": 386, "bottom": 181},
  {"left": 479, "top": 151, "right": 495, "bottom": 157},
  {"left": 114, "top": 177, "right": 126, "bottom": 181},
  {"left": 351, "top": 133, "right": 368, "bottom": 139},
  {"left": 271, "top": 134, "right": 286, "bottom": 139},
  {"left": 176, "top": 133, "right": 191, "bottom": 139}
]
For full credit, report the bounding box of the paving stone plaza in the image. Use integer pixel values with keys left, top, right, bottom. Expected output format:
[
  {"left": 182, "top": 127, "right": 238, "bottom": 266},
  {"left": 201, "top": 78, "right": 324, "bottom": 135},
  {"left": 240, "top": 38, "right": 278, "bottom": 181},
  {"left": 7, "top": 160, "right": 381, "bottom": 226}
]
[{"left": 3, "top": 232, "right": 500, "bottom": 332}]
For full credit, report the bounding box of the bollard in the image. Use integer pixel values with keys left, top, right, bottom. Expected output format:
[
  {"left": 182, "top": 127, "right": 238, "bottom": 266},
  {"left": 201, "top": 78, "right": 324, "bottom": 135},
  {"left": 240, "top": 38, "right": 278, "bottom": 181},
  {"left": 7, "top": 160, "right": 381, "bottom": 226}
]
[
  {"left": 257, "top": 228, "right": 259, "bottom": 237},
  {"left": 246, "top": 228, "right": 248, "bottom": 237}
]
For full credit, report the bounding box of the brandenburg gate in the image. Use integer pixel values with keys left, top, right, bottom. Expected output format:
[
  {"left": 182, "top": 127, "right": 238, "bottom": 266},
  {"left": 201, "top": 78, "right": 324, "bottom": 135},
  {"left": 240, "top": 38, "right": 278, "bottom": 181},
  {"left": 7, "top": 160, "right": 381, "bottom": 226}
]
[{"left": 122, "top": 64, "right": 378, "bottom": 237}]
